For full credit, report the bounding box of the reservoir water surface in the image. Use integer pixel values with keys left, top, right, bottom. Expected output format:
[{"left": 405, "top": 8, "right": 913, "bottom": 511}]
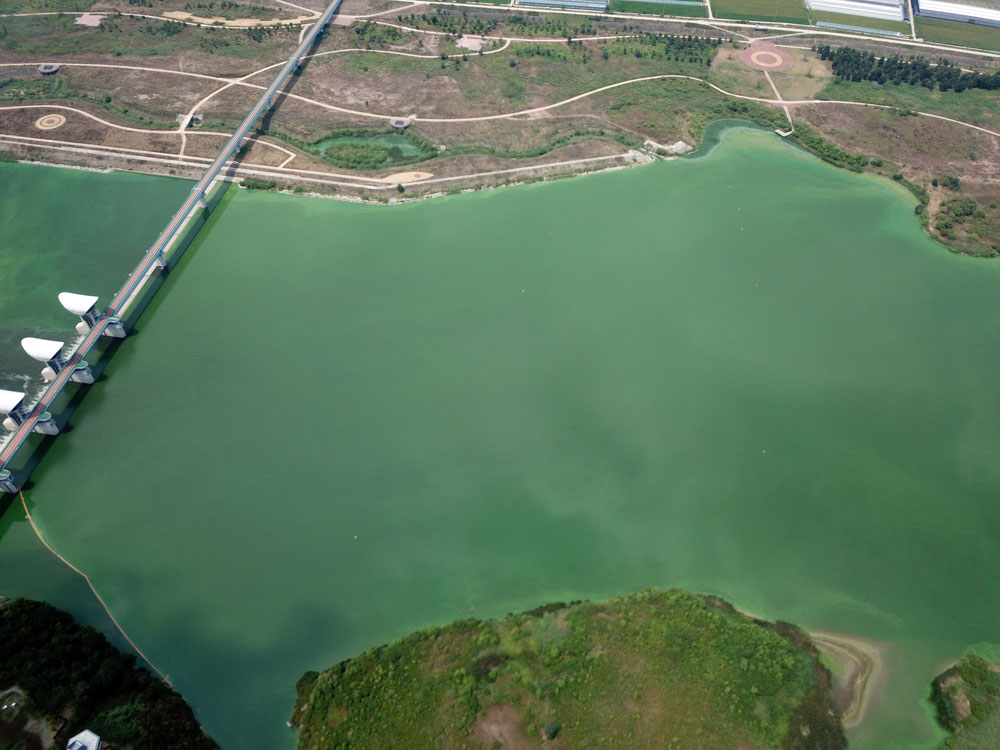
[{"left": 2, "top": 129, "right": 999, "bottom": 749}]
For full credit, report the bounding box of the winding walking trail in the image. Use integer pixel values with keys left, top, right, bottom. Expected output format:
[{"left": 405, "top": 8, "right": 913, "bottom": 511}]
[{"left": 0, "top": 16, "right": 997, "bottom": 187}]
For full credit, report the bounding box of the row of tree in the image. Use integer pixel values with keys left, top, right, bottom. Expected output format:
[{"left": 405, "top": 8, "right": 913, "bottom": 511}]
[{"left": 815, "top": 45, "right": 1000, "bottom": 93}]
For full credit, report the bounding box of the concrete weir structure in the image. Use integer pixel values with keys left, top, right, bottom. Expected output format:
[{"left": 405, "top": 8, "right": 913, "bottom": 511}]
[{"left": 0, "top": 0, "right": 347, "bottom": 495}]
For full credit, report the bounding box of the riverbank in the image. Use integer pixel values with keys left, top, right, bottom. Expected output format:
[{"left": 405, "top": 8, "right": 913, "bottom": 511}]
[
  {"left": 4, "top": 128, "right": 1000, "bottom": 750},
  {"left": 292, "top": 588, "right": 847, "bottom": 749}
]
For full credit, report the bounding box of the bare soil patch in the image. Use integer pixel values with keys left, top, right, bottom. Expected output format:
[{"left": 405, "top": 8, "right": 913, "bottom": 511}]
[
  {"left": 380, "top": 170, "right": 433, "bottom": 182},
  {"left": 472, "top": 705, "right": 533, "bottom": 750},
  {"left": 162, "top": 10, "right": 318, "bottom": 26}
]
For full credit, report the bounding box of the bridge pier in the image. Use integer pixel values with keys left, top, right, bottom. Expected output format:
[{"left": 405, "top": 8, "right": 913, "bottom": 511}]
[
  {"left": 1, "top": 390, "right": 59, "bottom": 435},
  {"left": 105, "top": 316, "right": 127, "bottom": 338},
  {"left": 59, "top": 292, "right": 126, "bottom": 338},
  {"left": 0, "top": 470, "right": 19, "bottom": 495},
  {"left": 21, "top": 338, "right": 95, "bottom": 385},
  {"left": 195, "top": 191, "right": 208, "bottom": 209}
]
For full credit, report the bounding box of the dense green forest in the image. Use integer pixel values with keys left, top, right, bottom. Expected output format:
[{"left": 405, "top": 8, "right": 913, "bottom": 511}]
[
  {"left": 0, "top": 598, "right": 217, "bottom": 750},
  {"left": 815, "top": 45, "right": 1000, "bottom": 92},
  {"left": 291, "top": 587, "right": 846, "bottom": 749}
]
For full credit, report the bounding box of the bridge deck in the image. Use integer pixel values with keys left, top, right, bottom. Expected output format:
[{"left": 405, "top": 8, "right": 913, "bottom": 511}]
[{"left": 0, "top": 0, "right": 344, "bottom": 483}]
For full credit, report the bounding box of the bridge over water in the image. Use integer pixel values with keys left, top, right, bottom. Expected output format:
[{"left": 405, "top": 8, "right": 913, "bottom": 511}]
[{"left": 0, "top": 0, "right": 345, "bottom": 494}]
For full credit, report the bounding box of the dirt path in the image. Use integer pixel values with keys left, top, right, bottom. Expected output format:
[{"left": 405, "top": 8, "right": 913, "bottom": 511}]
[
  {"left": 163, "top": 10, "right": 319, "bottom": 26},
  {"left": 0, "top": 104, "right": 297, "bottom": 161},
  {"left": 4, "top": 52, "right": 998, "bottom": 139}
]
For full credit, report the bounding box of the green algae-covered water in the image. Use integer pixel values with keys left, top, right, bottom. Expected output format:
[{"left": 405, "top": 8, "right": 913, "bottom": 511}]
[
  {"left": 2, "top": 129, "right": 1000, "bottom": 749},
  {"left": 0, "top": 164, "right": 192, "bottom": 398}
]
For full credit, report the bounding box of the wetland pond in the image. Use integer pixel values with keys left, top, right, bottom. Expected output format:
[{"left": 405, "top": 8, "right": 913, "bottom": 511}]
[{"left": 2, "top": 128, "right": 1000, "bottom": 749}]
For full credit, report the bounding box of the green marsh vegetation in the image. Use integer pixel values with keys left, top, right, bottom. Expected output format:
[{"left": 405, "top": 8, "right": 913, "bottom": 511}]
[
  {"left": 932, "top": 653, "right": 1000, "bottom": 749},
  {"left": 291, "top": 588, "right": 845, "bottom": 749}
]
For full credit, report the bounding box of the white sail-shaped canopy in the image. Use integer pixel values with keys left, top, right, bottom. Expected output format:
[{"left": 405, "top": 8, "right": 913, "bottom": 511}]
[
  {"left": 21, "top": 337, "right": 64, "bottom": 363},
  {"left": 0, "top": 389, "right": 26, "bottom": 415},
  {"left": 58, "top": 292, "right": 100, "bottom": 316}
]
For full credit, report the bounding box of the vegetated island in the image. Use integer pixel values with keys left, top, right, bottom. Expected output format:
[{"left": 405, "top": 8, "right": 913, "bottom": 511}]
[
  {"left": 931, "top": 652, "right": 1000, "bottom": 749},
  {"left": 0, "top": 597, "right": 217, "bottom": 750},
  {"left": 291, "top": 587, "right": 849, "bottom": 749}
]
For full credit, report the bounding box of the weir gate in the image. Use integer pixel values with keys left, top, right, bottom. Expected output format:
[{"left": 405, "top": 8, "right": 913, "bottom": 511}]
[{"left": 0, "top": 0, "right": 345, "bottom": 494}]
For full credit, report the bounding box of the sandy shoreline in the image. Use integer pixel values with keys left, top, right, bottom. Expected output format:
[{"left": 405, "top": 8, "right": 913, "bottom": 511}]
[
  {"left": 809, "top": 630, "right": 886, "bottom": 729},
  {"left": 0, "top": 149, "right": 652, "bottom": 206}
]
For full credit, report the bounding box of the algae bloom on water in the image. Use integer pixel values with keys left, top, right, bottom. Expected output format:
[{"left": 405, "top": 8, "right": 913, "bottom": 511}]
[{"left": 291, "top": 588, "right": 845, "bottom": 749}]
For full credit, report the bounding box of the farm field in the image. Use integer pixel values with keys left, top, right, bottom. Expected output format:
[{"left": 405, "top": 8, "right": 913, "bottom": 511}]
[
  {"left": 610, "top": 0, "right": 709, "bottom": 15},
  {"left": 711, "top": 0, "right": 810, "bottom": 23},
  {"left": 916, "top": 17, "right": 1000, "bottom": 51}
]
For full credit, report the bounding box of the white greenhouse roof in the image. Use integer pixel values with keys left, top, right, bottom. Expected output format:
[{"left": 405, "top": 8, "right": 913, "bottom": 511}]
[
  {"left": 58, "top": 292, "right": 99, "bottom": 316},
  {"left": 808, "top": 0, "right": 906, "bottom": 19},
  {"left": 919, "top": 0, "right": 1000, "bottom": 21},
  {"left": 0, "top": 390, "right": 25, "bottom": 415},
  {"left": 21, "top": 337, "right": 64, "bottom": 362}
]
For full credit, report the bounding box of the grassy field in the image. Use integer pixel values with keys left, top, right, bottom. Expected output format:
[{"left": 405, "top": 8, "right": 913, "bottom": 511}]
[
  {"left": 0, "top": 14, "right": 299, "bottom": 60},
  {"left": 711, "top": 0, "right": 809, "bottom": 23},
  {"left": 817, "top": 77, "right": 1000, "bottom": 130},
  {"left": 809, "top": 9, "right": 911, "bottom": 34},
  {"left": 610, "top": 0, "right": 708, "bottom": 16},
  {"left": 915, "top": 17, "right": 1000, "bottom": 51},
  {"left": 1, "top": 0, "right": 89, "bottom": 10},
  {"left": 291, "top": 588, "right": 845, "bottom": 750}
]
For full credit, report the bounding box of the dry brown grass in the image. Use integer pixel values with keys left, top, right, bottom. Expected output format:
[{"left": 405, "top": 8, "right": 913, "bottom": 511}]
[
  {"left": 709, "top": 45, "right": 772, "bottom": 98},
  {"left": 796, "top": 103, "right": 1000, "bottom": 185},
  {"left": 708, "top": 44, "right": 832, "bottom": 102},
  {"left": 103, "top": 128, "right": 180, "bottom": 154},
  {"left": 93, "top": 0, "right": 305, "bottom": 18},
  {"left": 63, "top": 67, "right": 222, "bottom": 120},
  {"left": 768, "top": 47, "right": 831, "bottom": 100},
  {"left": 338, "top": 0, "right": 420, "bottom": 15},
  {"left": 0, "top": 108, "right": 107, "bottom": 145}
]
